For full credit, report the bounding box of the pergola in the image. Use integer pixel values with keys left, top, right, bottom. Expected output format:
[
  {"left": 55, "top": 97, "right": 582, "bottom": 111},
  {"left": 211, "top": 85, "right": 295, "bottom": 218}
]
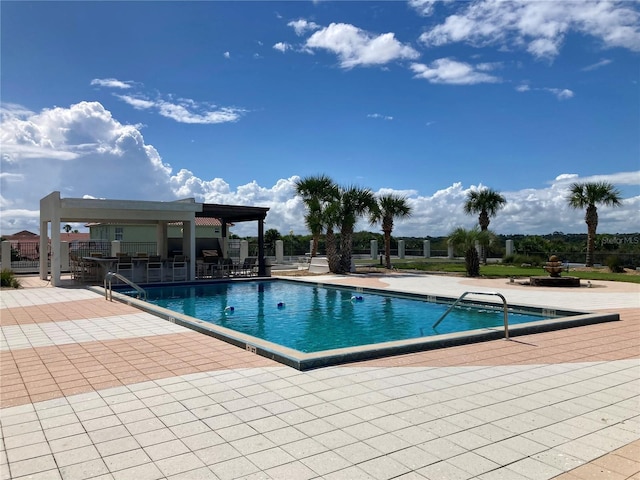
[{"left": 40, "top": 191, "right": 269, "bottom": 286}]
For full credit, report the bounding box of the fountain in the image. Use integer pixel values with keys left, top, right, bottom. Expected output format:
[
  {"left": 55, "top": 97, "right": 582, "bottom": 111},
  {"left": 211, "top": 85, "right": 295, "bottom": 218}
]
[{"left": 530, "top": 255, "right": 581, "bottom": 287}]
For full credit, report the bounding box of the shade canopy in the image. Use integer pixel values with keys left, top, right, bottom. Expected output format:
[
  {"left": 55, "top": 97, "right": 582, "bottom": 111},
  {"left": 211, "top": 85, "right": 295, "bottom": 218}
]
[{"left": 40, "top": 191, "right": 269, "bottom": 286}]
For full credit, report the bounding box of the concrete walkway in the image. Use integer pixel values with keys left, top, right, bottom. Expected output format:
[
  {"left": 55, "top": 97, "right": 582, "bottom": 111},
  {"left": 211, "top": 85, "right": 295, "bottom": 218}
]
[{"left": 1, "top": 273, "right": 638, "bottom": 480}]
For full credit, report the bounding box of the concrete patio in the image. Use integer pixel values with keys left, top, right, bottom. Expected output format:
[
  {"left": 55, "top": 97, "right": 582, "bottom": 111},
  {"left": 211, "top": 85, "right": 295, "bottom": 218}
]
[{"left": 1, "top": 273, "right": 638, "bottom": 479}]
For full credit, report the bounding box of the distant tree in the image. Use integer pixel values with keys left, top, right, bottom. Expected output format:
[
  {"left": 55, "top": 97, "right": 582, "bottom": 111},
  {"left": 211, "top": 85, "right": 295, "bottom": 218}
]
[
  {"left": 336, "top": 186, "right": 377, "bottom": 273},
  {"left": 463, "top": 188, "right": 506, "bottom": 263},
  {"left": 63, "top": 224, "right": 72, "bottom": 233},
  {"left": 448, "top": 227, "right": 492, "bottom": 277},
  {"left": 369, "top": 194, "right": 412, "bottom": 269},
  {"left": 264, "top": 229, "right": 281, "bottom": 255},
  {"left": 567, "top": 181, "right": 622, "bottom": 266},
  {"left": 295, "top": 175, "right": 338, "bottom": 257},
  {"left": 517, "top": 236, "right": 550, "bottom": 258},
  {"left": 320, "top": 185, "right": 377, "bottom": 274}
]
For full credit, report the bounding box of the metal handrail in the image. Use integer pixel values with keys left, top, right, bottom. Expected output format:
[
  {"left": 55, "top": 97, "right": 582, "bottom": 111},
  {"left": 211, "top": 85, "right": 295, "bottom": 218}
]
[
  {"left": 104, "top": 271, "right": 147, "bottom": 301},
  {"left": 432, "top": 291, "right": 510, "bottom": 339}
]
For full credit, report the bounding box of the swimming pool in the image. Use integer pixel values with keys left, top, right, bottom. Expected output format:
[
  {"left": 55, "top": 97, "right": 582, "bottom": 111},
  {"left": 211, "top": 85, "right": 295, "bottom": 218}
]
[{"left": 112, "top": 279, "right": 617, "bottom": 369}]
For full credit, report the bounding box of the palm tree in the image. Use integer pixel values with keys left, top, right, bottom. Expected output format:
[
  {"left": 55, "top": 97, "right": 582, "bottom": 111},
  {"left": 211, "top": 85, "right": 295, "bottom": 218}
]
[
  {"left": 323, "top": 200, "right": 342, "bottom": 274},
  {"left": 448, "top": 227, "right": 492, "bottom": 277},
  {"left": 336, "top": 186, "right": 377, "bottom": 273},
  {"left": 264, "top": 228, "right": 281, "bottom": 255},
  {"left": 463, "top": 187, "right": 506, "bottom": 263},
  {"left": 567, "top": 181, "right": 622, "bottom": 266},
  {"left": 369, "top": 194, "right": 412, "bottom": 269},
  {"left": 295, "top": 175, "right": 337, "bottom": 257},
  {"left": 319, "top": 185, "right": 377, "bottom": 274}
]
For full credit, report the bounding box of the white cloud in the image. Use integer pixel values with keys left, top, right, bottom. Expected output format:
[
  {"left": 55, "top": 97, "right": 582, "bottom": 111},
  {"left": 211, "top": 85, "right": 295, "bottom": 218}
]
[
  {"left": 367, "top": 113, "right": 393, "bottom": 121},
  {"left": 96, "top": 81, "right": 246, "bottom": 124},
  {"left": 1, "top": 103, "right": 637, "bottom": 238},
  {"left": 273, "top": 42, "right": 290, "bottom": 53},
  {"left": 553, "top": 171, "right": 640, "bottom": 186},
  {"left": 516, "top": 85, "right": 574, "bottom": 100},
  {"left": 410, "top": 58, "right": 501, "bottom": 84},
  {"left": 223, "top": 51, "right": 230, "bottom": 59},
  {"left": 115, "top": 94, "right": 156, "bottom": 110},
  {"left": 419, "top": 1, "right": 640, "bottom": 60},
  {"left": 305, "top": 23, "right": 420, "bottom": 68},
  {"left": 90, "top": 78, "right": 134, "bottom": 89},
  {"left": 582, "top": 58, "right": 613, "bottom": 71},
  {"left": 544, "top": 88, "right": 574, "bottom": 100},
  {"left": 288, "top": 19, "right": 320, "bottom": 36},
  {"left": 0, "top": 101, "right": 174, "bottom": 227},
  {"left": 408, "top": 0, "right": 451, "bottom": 17},
  {"left": 554, "top": 173, "right": 579, "bottom": 182},
  {"left": 155, "top": 101, "right": 243, "bottom": 124}
]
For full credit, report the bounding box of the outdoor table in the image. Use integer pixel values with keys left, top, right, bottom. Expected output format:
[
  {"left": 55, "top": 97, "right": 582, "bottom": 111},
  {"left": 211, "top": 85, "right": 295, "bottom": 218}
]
[
  {"left": 82, "top": 257, "right": 118, "bottom": 283},
  {"left": 131, "top": 257, "right": 149, "bottom": 282}
]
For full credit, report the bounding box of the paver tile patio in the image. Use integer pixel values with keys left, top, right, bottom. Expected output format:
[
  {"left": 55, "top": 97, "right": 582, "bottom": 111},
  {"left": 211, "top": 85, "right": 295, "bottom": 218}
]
[{"left": 1, "top": 274, "right": 638, "bottom": 479}]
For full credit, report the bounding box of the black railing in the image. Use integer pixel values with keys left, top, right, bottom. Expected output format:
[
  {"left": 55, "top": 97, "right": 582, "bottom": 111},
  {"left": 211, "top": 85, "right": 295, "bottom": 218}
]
[{"left": 118, "top": 242, "right": 158, "bottom": 256}]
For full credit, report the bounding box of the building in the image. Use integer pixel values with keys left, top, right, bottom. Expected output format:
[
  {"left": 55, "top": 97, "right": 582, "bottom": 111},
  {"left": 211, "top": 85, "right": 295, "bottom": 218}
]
[{"left": 40, "top": 192, "right": 269, "bottom": 286}]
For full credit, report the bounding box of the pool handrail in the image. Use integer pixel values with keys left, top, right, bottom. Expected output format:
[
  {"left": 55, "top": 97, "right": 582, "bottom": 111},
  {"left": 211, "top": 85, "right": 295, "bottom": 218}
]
[
  {"left": 432, "top": 291, "right": 510, "bottom": 339},
  {"left": 104, "top": 271, "right": 147, "bottom": 301}
]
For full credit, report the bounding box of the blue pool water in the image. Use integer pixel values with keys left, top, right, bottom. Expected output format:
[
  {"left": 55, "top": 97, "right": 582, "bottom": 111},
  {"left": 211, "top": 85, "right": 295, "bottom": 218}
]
[{"left": 122, "top": 280, "right": 554, "bottom": 353}]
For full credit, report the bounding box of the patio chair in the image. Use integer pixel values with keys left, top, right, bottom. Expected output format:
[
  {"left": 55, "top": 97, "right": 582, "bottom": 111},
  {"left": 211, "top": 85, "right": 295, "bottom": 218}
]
[
  {"left": 116, "top": 256, "right": 133, "bottom": 281},
  {"left": 203, "top": 255, "right": 219, "bottom": 278},
  {"left": 146, "top": 255, "right": 163, "bottom": 283},
  {"left": 239, "top": 257, "right": 257, "bottom": 277},
  {"left": 222, "top": 258, "right": 235, "bottom": 277},
  {"left": 70, "top": 254, "right": 93, "bottom": 283},
  {"left": 172, "top": 255, "right": 187, "bottom": 282}
]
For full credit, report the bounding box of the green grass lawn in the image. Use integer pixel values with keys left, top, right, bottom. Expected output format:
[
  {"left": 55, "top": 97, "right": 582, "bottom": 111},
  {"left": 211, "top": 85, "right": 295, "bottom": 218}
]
[{"left": 356, "top": 259, "right": 640, "bottom": 284}]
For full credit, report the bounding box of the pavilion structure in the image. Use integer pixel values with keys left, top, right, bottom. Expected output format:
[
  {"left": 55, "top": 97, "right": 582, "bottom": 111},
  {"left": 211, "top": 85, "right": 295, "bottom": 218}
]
[{"left": 39, "top": 191, "right": 269, "bottom": 286}]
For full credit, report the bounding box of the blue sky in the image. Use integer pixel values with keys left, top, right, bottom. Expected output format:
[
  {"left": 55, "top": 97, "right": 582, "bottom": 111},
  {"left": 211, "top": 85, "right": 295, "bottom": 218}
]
[{"left": 1, "top": 0, "right": 639, "bottom": 237}]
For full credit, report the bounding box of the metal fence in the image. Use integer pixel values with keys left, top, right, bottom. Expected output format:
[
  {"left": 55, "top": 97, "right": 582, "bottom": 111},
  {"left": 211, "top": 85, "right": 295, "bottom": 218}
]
[
  {"left": 69, "top": 240, "right": 111, "bottom": 259},
  {"left": 509, "top": 251, "right": 639, "bottom": 267},
  {"left": 1, "top": 240, "right": 43, "bottom": 271},
  {"left": 3, "top": 240, "right": 637, "bottom": 272},
  {"left": 117, "top": 242, "right": 158, "bottom": 256}
]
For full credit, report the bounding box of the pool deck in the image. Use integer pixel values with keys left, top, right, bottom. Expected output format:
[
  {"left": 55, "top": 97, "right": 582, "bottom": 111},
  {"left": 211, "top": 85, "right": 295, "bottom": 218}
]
[{"left": 1, "top": 273, "right": 638, "bottom": 480}]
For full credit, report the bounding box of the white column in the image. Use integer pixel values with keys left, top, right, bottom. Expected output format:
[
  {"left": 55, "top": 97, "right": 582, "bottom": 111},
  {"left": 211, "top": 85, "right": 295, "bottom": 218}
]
[
  {"left": 60, "top": 241, "right": 70, "bottom": 272},
  {"left": 370, "top": 240, "right": 378, "bottom": 260},
  {"left": 183, "top": 220, "right": 196, "bottom": 280},
  {"left": 39, "top": 223, "right": 48, "bottom": 281},
  {"left": 423, "top": 240, "right": 431, "bottom": 258},
  {"left": 240, "top": 240, "right": 249, "bottom": 262},
  {"left": 1, "top": 241, "right": 11, "bottom": 271},
  {"left": 50, "top": 215, "right": 61, "bottom": 286},
  {"left": 157, "top": 222, "right": 168, "bottom": 258},
  {"left": 111, "top": 240, "right": 122, "bottom": 256},
  {"left": 448, "top": 243, "right": 454, "bottom": 259},
  {"left": 275, "top": 240, "right": 284, "bottom": 264},
  {"left": 506, "top": 239, "right": 514, "bottom": 256},
  {"left": 398, "top": 240, "right": 405, "bottom": 259}
]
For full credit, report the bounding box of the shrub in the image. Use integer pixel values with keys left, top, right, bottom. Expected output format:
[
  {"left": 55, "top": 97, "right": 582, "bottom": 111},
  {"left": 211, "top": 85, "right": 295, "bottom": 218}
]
[
  {"left": 606, "top": 256, "right": 625, "bottom": 273},
  {"left": 0, "top": 269, "right": 21, "bottom": 288},
  {"left": 502, "top": 254, "right": 544, "bottom": 267}
]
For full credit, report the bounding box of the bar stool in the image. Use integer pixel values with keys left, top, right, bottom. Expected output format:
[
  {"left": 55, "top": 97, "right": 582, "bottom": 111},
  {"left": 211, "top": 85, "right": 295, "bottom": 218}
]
[
  {"left": 172, "top": 255, "right": 187, "bottom": 281},
  {"left": 116, "top": 256, "right": 133, "bottom": 282},
  {"left": 146, "top": 255, "right": 163, "bottom": 283}
]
